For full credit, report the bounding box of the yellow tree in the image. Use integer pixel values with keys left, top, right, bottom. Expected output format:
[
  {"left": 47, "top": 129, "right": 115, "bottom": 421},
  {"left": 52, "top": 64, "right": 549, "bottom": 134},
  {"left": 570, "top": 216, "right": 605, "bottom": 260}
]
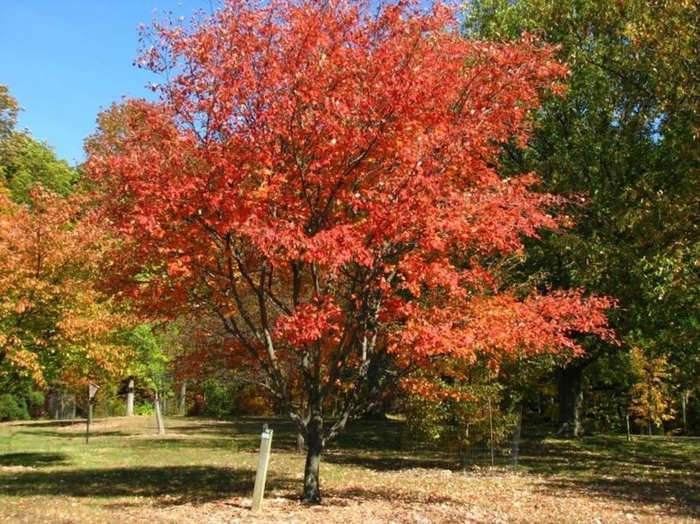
[{"left": 629, "top": 346, "right": 676, "bottom": 434}]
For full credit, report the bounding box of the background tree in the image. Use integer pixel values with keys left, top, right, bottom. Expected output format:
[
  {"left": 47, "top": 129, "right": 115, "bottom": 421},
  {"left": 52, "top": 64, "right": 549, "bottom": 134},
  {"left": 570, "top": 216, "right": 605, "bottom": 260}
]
[
  {"left": 465, "top": 0, "right": 700, "bottom": 435},
  {"left": 0, "top": 133, "right": 78, "bottom": 203},
  {"left": 0, "top": 85, "right": 20, "bottom": 142},
  {"left": 120, "top": 324, "right": 174, "bottom": 433},
  {"left": 0, "top": 186, "right": 130, "bottom": 393},
  {"left": 87, "top": 0, "right": 613, "bottom": 502},
  {"left": 0, "top": 86, "right": 78, "bottom": 203},
  {"left": 0, "top": 85, "right": 127, "bottom": 417},
  {"left": 628, "top": 345, "right": 676, "bottom": 434}
]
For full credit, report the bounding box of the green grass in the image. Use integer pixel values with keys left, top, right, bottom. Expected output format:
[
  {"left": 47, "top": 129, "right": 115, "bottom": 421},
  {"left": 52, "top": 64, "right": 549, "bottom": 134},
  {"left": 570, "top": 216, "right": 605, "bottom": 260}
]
[{"left": 1, "top": 417, "right": 699, "bottom": 523}]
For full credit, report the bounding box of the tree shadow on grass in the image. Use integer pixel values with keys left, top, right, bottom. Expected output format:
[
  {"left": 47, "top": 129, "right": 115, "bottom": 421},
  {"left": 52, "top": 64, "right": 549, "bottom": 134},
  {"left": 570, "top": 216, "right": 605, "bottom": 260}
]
[
  {"left": 519, "top": 436, "right": 700, "bottom": 521},
  {"left": 324, "top": 450, "right": 458, "bottom": 471},
  {"left": 168, "top": 418, "right": 300, "bottom": 450},
  {"left": 10, "top": 429, "right": 138, "bottom": 441},
  {"left": 0, "top": 465, "right": 294, "bottom": 506},
  {"left": 323, "top": 485, "right": 455, "bottom": 506},
  {"left": 542, "top": 473, "right": 700, "bottom": 521},
  {"left": 520, "top": 435, "right": 700, "bottom": 476},
  {"left": 7, "top": 420, "right": 84, "bottom": 429},
  {"left": 0, "top": 452, "right": 68, "bottom": 467}
]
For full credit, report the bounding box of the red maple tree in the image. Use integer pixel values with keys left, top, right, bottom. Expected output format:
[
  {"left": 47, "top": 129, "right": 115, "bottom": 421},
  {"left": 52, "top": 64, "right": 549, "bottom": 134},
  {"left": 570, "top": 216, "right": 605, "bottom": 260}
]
[{"left": 87, "top": 0, "right": 613, "bottom": 503}]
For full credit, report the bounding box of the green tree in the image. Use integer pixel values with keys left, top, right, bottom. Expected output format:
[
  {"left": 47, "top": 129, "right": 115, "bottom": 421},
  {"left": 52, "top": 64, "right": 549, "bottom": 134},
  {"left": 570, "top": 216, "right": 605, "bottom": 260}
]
[
  {"left": 0, "top": 86, "right": 78, "bottom": 203},
  {"left": 121, "top": 324, "right": 175, "bottom": 433},
  {"left": 0, "top": 132, "right": 78, "bottom": 203},
  {"left": 0, "top": 85, "right": 20, "bottom": 142},
  {"left": 465, "top": 0, "right": 700, "bottom": 434}
]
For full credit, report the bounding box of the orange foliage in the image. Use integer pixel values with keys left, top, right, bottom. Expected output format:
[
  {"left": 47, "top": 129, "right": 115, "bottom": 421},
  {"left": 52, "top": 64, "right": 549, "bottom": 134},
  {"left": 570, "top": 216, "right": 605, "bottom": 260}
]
[{"left": 0, "top": 188, "right": 131, "bottom": 386}]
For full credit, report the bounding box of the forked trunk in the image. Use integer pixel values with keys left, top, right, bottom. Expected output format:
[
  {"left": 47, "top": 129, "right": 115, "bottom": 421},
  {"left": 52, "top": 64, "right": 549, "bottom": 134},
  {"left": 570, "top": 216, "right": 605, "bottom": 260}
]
[
  {"left": 303, "top": 435, "right": 323, "bottom": 504},
  {"left": 302, "top": 410, "right": 324, "bottom": 504}
]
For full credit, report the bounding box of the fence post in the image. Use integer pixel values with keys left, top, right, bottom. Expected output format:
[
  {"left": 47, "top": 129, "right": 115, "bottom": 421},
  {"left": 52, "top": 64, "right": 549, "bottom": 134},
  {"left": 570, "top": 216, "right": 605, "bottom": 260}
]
[
  {"left": 85, "top": 383, "right": 99, "bottom": 444},
  {"left": 251, "top": 425, "right": 274, "bottom": 511}
]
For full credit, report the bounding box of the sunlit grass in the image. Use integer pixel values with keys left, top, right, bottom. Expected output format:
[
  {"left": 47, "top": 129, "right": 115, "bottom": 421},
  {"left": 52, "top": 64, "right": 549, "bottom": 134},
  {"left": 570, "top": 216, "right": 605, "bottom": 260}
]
[{"left": 1, "top": 417, "right": 699, "bottom": 523}]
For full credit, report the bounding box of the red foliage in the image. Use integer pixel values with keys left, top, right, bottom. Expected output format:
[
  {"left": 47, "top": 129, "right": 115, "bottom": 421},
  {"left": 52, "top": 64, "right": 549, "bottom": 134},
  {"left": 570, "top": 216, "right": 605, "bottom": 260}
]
[{"left": 86, "top": 0, "right": 612, "bottom": 429}]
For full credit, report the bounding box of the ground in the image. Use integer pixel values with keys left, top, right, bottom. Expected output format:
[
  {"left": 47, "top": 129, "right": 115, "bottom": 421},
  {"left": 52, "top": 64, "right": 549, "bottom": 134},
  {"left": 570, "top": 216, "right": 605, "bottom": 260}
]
[{"left": 1, "top": 417, "right": 698, "bottom": 523}]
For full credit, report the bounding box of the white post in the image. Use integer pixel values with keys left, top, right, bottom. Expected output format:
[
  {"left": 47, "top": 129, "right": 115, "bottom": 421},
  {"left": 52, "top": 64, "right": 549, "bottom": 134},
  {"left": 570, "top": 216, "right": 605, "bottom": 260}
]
[{"left": 251, "top": 426, "right": 274, "bottom": 511}]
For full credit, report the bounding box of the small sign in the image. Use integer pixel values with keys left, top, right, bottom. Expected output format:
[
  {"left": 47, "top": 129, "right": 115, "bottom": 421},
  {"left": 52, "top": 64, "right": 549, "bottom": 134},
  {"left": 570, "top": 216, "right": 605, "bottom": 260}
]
[{"left": 88, "top": 383, "right": 100, "bottom": 401}]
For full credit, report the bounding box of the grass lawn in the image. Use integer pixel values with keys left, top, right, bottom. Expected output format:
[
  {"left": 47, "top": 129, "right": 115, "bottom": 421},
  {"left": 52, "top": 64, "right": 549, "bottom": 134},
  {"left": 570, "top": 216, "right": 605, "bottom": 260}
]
[{"left": 1, "top": 416, "right": 698, "bottom": 523}]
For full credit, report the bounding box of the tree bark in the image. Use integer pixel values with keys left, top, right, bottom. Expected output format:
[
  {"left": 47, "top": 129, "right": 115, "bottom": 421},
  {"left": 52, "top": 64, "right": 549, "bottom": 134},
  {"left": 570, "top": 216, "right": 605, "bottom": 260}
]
[
  {"left": 557, "top": 363, "right": 585, "bottom": 437},
  {"left": 179, "top": 380, "right": 187, "bottom": 416},
  {"left": 154, "top": 390, "right": 165, "bottom": 435},
  {"left": 302, "top": 411, "right": 323, "bottom": 504},
  {"left": 126, "top": 377, "right": 135, "bottom": 417},
  {"left": 681, "top": 392, "right": 688, "bottom": 435}
]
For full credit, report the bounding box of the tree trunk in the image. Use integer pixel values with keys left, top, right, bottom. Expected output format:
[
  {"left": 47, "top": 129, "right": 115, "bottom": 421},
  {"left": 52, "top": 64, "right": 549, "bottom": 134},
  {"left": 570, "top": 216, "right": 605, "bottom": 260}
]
[
  {"left": 303, "top": 434, "right": 323, "bottom": 504},
  {"left": 302, "top": 411, "right": 323, "bottom": 504},
  {"left": 681, "top": 392, "right": 688, "bottom": 435},
  {"left": 557, "top": 364, "right": 585, "bottom": 437},
  {"left": 126, "top": 377, "right": 135, "bottom": 417},
  {"left": 154, "top": 391, "right": 165, "bottom": 435},
  {"left": 179, "top": 380, "right": 187, "bottom": 416}
]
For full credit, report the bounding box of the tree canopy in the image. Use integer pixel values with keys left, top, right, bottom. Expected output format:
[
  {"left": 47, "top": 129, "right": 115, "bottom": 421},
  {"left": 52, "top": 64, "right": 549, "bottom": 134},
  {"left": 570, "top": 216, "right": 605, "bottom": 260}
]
[{"left": 87, "top": 0, "right": 613, "bottom": 502}]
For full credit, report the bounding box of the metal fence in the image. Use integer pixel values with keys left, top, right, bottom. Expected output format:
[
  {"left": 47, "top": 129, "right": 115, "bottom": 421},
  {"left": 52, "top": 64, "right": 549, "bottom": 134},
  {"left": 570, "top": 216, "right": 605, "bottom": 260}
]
[{"left": 400, "top": 409, "right": 523, "bottom": 470}]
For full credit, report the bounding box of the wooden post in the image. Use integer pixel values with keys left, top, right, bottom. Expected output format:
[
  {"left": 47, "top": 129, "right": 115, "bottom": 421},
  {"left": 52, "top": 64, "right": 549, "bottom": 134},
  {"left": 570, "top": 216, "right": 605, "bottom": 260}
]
[
  {"left": 681, "top": 393, "right": 688, "bottom": 435},
  {"left": 251, "top": 426, "right": 274, "bottom": 512},
  {"left": 487, "top": 399, "right": 495, "bottom": 467},
  {"left": 85, "top": 400, "right": 92, "bottom": 444},
  {"left": 85, "top": 383, "right": 99, "bottom": 444}
]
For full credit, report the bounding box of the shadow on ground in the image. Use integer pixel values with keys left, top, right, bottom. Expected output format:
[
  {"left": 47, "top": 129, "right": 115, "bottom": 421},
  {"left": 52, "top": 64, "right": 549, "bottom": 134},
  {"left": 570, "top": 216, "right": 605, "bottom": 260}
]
[
  {"left": 323, "top": 485, "right": 455, "bottom": 505},
  {"left": 519, "top": 435, "right": 700, "bottom": 522},
  {"left": 0, "top": 452, "right": 69, "bottom": 468},
  {"left": 542, "top": 472, "right": 700, "bottom": 521},
  {"left": 325, "top": 451, "right": 457, "bottom": 471},
  {"left": 0, "top": 465, "right": 294, "bottom": 505}
]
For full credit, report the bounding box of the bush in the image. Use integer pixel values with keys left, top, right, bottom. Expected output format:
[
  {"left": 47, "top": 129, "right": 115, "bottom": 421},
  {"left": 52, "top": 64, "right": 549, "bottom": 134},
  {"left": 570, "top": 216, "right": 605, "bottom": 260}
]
[
  {"left": 133, "top": 401, "right": 156, "bottom": 416},
  {"left": 200, "top": 377, "right": 237, "bottom": 418},
  {"left": 0, "top": 393, "right": 30, "bottom": 421}
]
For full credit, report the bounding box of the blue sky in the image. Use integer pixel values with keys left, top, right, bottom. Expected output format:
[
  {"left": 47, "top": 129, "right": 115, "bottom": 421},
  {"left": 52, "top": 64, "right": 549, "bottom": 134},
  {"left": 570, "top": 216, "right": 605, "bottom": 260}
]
[{"left": 1, "top": 1, "right": 211, "bottom": 166}]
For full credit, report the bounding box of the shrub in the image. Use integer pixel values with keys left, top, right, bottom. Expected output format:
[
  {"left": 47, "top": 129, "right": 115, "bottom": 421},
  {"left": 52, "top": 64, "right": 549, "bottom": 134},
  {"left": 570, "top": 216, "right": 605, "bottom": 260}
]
[{"left": 0, "top": 393, "right": 30, "bottom": 421}]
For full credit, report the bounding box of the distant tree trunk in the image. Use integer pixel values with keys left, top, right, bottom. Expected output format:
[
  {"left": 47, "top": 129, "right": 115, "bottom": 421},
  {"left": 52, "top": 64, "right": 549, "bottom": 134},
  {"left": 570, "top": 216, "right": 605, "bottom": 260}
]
[
  {"left": 179, "top": 380, "right": 187, "bottom": 416},
  {"left": 302, "top": 409, "right": 323, "bottom": 504},
  {"left": 681, "top": 392, "right": 688, "bottom": 435},
  {"left": 557, "top": 363, "right": 585, "bottom": 437},
  {"left": 126, "top": 377, "right": 135, "bottom": 417},
  {"left": 154, "top": 391, "right": 165, "bottom": 435}
]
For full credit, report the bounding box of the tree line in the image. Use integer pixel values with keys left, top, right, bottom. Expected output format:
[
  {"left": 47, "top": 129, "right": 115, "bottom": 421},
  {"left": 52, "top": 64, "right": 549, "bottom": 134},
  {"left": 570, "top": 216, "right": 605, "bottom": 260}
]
[{"left": 1, "top": 0, "right": 698, "bottom": 503}]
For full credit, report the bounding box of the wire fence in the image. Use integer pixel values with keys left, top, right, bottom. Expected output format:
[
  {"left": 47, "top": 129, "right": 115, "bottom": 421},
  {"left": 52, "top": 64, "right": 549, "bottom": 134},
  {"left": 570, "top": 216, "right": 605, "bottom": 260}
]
[
  {"left": 400, "top": 406, "right": 523, "bottom": 470},
  {"left": 46, "top": 392, "right": 187, "bottom": 422}
]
